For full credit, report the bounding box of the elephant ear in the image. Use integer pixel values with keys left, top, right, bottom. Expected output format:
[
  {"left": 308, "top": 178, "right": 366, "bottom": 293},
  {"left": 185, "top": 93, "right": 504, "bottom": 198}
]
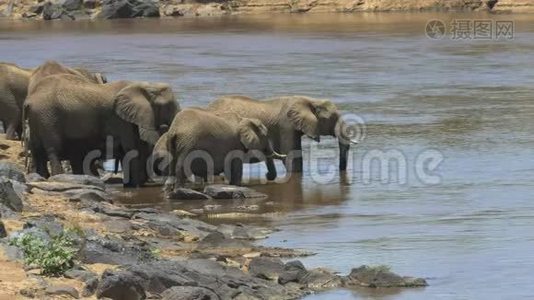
[
  {"left": 287, "top": 98, "right": 320, "bottom": 141},
  {"left": 113, "top": 84, "right": 159, "bottom": 145},
  {"left": 238, "top": 118, "right": 264, "bottom": 150}
]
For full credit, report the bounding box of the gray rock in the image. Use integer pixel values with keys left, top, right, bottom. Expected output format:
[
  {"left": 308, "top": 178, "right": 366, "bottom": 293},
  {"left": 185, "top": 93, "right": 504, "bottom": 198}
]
[
  {"left": 217, "top": 223, "right": 273, "bottom": 240},
  {"left": 0, "top": 178, "right": 24, "bottom": 212},
  {"left": 81, "top": 233, "right": 154, "bottom": 265},
  {"left": 133, "top": 211, "right": 216, "bottom": 240},
  {"left": 45, "top": 285, "right": 80, "bottom": 299},
  {"left": 82, "top": 277, "right": 99, "bottom": 297},
  {"left": 0, "top": 220, "right": 6, "bottom": 238},
  {"left": 346, "top": 265, "right": 428, "bottom": 288},
  {"left": 65, "top": 268, "right": 98, "bottom": 282},
  {"left": 25, "top": 173, "right": 46, "bottom": 182},
  {"left": 197, "top": 232, "right": 252, "bottom": 250},
  {"left": 61, "top": 0, "right": 83, "bottom": 11},
  {"left": 203, "top": 184, "right": 267, "bottom": 199},
  {"left": 167, "top": 188, "right": 211, "bottom": 200},
  {"left": 300, "top": 268, "right": 343, "bottom": 291},
  {"left": 28, "top": 181, "right": 104, "bottom": 193},
  {"left": 97, "top": 0, "right": 159, "bottom": 19},
  {"left": 48, "top": 174, "right": 105, "bottom": 190},
  {"left": 161, "top": 286, "right": 218, "bottom": 300},
  {"left": 83, "top": 0, "right": 98, "bottom": 9},
  {"left": 65, "top": 189, "right": 111, "bottom": 203},
  {"left": 248, "top": 257, "right": 285, "bottom": 281},
  {"left": 42, "top": 2, "right": 74, "bottom": 20},
  {"left": 96, "top": 269, "right": 146, "bottom": 300},
  {"left": 279, "top": 260, "right": 308, "bottom": 285},
  {"left": 0, "top": 162, "right": 26, "bottom": 183}
]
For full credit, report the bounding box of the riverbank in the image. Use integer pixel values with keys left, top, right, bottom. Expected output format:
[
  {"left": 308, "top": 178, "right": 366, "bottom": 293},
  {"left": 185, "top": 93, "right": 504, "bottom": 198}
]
[
  {"left": 0, "top": 133, "right": 427, "bottom": 299},
  {"left": 0, "top": 0, "right": 532, "bottom": 21}
]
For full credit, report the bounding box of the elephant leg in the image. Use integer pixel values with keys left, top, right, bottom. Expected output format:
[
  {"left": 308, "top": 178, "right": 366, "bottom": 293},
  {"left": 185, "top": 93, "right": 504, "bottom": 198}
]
[
  {"left": 281, "top": 131, "right": 303, "bottom": 173},
  {"left": 228, "top": 159, "right": 243, "bottom": 186},
  {"left": 5, "top": 119, "right": 19, "bottom": 140},
  {"left": 47, "top": 149, "right": 63, "bottom": 176},
  {"left": 265, "top": 158, "right": 277, "bottom": 181},
  {"left": 33, "top": 148, "right": 50, "bottom": 178}
]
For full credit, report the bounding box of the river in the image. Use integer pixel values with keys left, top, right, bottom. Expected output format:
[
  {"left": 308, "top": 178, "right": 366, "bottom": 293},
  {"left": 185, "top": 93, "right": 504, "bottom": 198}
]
[{"left": 1, "top": 12, "right": 534, "bottom": 299}]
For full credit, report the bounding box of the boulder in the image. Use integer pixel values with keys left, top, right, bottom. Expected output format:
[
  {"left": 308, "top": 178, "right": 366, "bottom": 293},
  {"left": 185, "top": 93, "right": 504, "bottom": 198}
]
[
  {"left": 81, "top": 233, "right": 154, "bottom": 265},
  {"left": 0, "top": 178, "right": 24, "bottom": 212},
  {"left": 0, "top": 219, "right": 6, "bottom": 238},
  {"left": 0, "top": 162, "right": 25, "bottom": 183},
  {"left": 203, "top": 185, "right": 267, "bottom": 199},
  {"left": 346, "top": 265, "right": 428, "bottom": 288},
  {"left": 167, "top": 188, "right": 212, "bottom": 200},
  {"left": 197, "top": 232, "right": 252, "bottom": 250},
  {"left": 96, "top": 269, "right": 146, "bottom": 300},
  {"left": 83, "top": 0, "right": 98, "bottom": 9},
  {"left": 42, "top": 2, "right": 75, "bottom": 20},
  {"left": 65, "top": 189, "right": 111, "bottom": 203},
  {"left": 248, "top": 257, "right": 285, "bottom": 281},
  {"left": 300, "top": 268, "right": 343, "bottom": 290},
  {"left": 65, "top": 268, "right": 98, "bottom": 282},
  {"left": 48, "top": 174, "right": 105, "bottom": 190},
  {"left": 61, "top": 0, "right": 83, "bottom": 11},
  {"left": 161, "top": 286, "right": 218, "bottom": 300},
  {"left": 279, "top": 260, "right": 308, "bottom": 285},
  {"left": 45, "top": 285, "right": 80, "bottom": 299},
  {"left": 82, "top": 277, "right": 99, "bottom": 297},
  {"left": 28, "top": 181, "right": 104, "bottom": 193},
  {"left": 25, "top": 173, "right": 46, "bottom": 182},
  {"left": 98, "top": 0, "right": 159, "bottom": 19}
]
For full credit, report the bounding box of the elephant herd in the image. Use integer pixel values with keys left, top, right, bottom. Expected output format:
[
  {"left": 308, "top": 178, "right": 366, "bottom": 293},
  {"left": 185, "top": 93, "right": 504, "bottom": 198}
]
[{"left": 0, "top": 61, "right": 358, "bottom": 190}]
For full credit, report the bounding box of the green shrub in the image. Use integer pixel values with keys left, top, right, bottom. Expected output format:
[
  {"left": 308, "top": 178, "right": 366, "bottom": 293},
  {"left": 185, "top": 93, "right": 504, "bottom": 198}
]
[{"left": 10, "top": 230, "right": 78, "bottom": 276}]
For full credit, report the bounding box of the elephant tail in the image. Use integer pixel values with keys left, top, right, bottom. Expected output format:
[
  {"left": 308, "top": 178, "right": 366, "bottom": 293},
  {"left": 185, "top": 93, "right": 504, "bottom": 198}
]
[{"left": 21, "top": 103, "right": 31, "bottom": 172}]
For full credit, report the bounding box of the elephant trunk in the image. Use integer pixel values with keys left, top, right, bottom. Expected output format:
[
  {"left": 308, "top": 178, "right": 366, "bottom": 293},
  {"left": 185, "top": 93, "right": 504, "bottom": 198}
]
[
  {"left": 339, "top": 140, "right": 349, "bottom": 171},
  {"left": 335, "top": 118, "right": 358, "bottom": 171}
]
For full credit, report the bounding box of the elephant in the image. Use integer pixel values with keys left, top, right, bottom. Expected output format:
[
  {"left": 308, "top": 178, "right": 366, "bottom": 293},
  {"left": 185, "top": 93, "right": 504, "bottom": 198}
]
[
  {"left": 25, "top": 73, "right": 179, "bottom": 187},
  {"left": 27, "top": 60, "right": 107, "bottom": 95},
  {"left": 0, "top": 61, "right": 106, "bottom": 141},
  {"left": 158, "top": 108, "right": 285, "bottom": 188},
  {"left": 207, "top": 95, "right": 358, "bottom": 179},
  {"left": 0, "top": 62, "right": 33, "bottom": 140}
]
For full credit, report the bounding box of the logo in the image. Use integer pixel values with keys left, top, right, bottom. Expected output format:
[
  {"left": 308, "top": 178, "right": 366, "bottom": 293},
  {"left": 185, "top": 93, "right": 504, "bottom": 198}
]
[{"left": 425, "top": 19, "right": 446, "bottom": 40}]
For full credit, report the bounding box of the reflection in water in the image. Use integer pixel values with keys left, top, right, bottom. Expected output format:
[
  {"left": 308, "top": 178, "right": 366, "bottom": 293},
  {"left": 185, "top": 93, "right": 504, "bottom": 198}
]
[{"left": 2, "top": 12, "right": 534, "bottom": 299}]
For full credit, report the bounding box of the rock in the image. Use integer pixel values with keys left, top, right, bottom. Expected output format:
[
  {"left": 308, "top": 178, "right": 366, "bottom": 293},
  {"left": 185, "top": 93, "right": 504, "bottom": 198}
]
[
  {"left": 97, "top": 0, "right": 159, "bottom": 19},
  {"left": 0, "top": 178, "right": 24, "bottom": 212},
  {"left": 96, "top": 269, "right": 146, "bottom": 300},
  {"left": 25, "top": 173, "right": 46, "bottom": 182},
  {"left": 279, "top": 260, "right": 308, "bottom": 285},
  {"left": 45, "top": 285, "right": 80, "bottom": 299},
  {"left": 346, "top": 265, "right": 428, "bottom": 288},
  {"left": 28, "top": 181, "right": 104, "bottom": 193},
  {"left": 83, "top": 0, "right": 98, "bottom": 9},
  {"left": 203, "top": 184, "right": 267, "bottom": 199},
  {"left": 0, "top": 162, "right": 25, "bottom": 183},
  {"left": 133, "top": 211, "right": 216, "bottom": 240},
  {"left": 248, "top": 257, "right": 285, "bottom": 281},
  {"left": 65, "top": 268, "right": 98, "bottom": 282},
  {"left": 300, "top": 268, "right": 343, "bottom": 290},
  {"left": 217, "top": 223, "right": 273, "bottom": 240},
  {"left": 0, "top": 219, "right": 6, "bottom": 238},
  {"left": 161, "top": 286, "right": 218, "bottom": 300},
  {"left": 167, "top": 188, "right": 211, "bottom": 200},
  {"left": 61, "top": 0, "right": 83, "bottom": 11},
  {"left": 65, "top": 189, "right": 111, "bottom": 203},
  {"left": 42, "top": 2, "right": 75, "bottom": 20},
  {"left": 82, "top": 276, "right": 99, "bottom": 297},
  {"left": 48, "top": 174, "right": 105, "bottom": 190},
  {"left": 197, "top": 232, "right": 252, "bottom": 250},
  {"left": 81, "top": 233, "right": 154, "bottom": 265}
]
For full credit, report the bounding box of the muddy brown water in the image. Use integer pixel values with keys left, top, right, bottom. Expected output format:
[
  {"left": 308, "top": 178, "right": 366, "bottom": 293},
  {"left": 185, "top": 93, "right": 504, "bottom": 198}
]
[{"left": 2, "top": 12, "right": 534, "bottom": 299}]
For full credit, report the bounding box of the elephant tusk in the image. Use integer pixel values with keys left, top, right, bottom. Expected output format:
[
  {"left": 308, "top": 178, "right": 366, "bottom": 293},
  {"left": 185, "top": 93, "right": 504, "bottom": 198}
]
[
  {"left": 350, "top": 139, "right": 359, "bottom": 145},
  {"left": 269, "top": 151, "right": 286, "bottom": 159}
]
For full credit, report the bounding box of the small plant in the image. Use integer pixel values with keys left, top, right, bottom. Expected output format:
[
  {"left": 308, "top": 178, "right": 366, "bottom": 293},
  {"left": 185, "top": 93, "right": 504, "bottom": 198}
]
[{"left": 10, "top": 231, "right": 78, "bottom": 276}]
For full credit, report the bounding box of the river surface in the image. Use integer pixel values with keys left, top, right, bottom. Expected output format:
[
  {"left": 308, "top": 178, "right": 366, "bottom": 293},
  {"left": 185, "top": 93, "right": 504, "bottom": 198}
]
[{"left": 2, "top": 12, "right": 534, "bottom": 299}]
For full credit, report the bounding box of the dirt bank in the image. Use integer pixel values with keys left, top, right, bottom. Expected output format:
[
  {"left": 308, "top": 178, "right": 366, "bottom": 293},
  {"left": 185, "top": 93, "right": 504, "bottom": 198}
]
[{"left": 0, "top": 0, "right": 532, "bottom": 21}]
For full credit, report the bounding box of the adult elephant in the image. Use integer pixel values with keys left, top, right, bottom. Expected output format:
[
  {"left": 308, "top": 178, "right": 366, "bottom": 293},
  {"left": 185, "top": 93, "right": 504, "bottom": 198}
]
[
  {"left": 158, "top": 108, "right": 285, "bottom": 188},
  {"left": 0, "top": 62, "right": 33, "bottom": 140},
  {"left": 27, "top": 60, "right": 107, "bottom": 95},
  {"left": 207, "top": 95, "right": 358, "bottom": 179},
  {"left": 26, "top": 74, "right": 179, "bottom": 187}
]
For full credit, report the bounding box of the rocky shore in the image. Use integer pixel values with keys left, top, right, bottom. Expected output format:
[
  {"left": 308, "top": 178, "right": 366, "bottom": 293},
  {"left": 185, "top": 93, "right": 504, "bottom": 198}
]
[
  {"left": 0, "top": 0, "right": 532, "bottom": 21},
  {"left": 0, "top": 133, "right": 428, "bottom": 298}
]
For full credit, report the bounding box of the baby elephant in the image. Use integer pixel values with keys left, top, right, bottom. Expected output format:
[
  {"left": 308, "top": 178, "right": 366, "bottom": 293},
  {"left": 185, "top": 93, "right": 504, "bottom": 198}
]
[{"left": 156, "top": 108, "right": 284, "bottom": 188}]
